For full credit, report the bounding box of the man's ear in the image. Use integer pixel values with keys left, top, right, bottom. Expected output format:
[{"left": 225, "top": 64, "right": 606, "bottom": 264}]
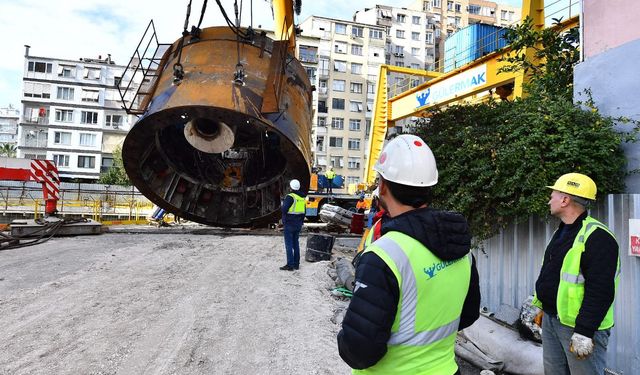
[{"left": 379, "top": 179, "right": 387, "bottom": 196}]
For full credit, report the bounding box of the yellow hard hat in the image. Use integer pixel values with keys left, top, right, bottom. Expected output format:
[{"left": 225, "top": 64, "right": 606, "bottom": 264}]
[{"left": 546, "top": 173, "right": 597, "bottom": 200}]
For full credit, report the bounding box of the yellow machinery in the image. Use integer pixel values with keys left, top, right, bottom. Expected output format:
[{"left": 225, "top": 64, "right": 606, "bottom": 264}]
[{"left": 364, "top": 0, "right": 579, "bottom": 186}]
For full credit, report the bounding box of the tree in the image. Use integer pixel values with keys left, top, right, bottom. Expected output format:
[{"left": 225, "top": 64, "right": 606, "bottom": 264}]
[
  {"left": 409, "top": 19, "right": 636, "bottom": 241},
  {"left": 98, "top": 146, "right": 131, "bottom": 186},
  {"left": 0, "top": 143, "right": 17, "bottom": 158}
]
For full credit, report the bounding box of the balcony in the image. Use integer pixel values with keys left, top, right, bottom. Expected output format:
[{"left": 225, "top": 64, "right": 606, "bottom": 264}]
[
  {"left": 21, "top": 135, "right": 48, "bottom": 148},
  {"left": 22, "top": 117, "right": 49, "bottom": 125},
  {"left": 318, "top": 105, "right": 328, "bottom": 114},
  {"left": 300, "top": 55, "right": 318, "bottom": 64}
]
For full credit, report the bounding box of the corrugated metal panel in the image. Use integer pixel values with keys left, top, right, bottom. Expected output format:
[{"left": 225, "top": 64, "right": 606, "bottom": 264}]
[
  {"left": 444, "top": 24, "right": 509, "bottom": 73},
  {"left": 475, "top": 194, "right": 640, "bottom": 374}
]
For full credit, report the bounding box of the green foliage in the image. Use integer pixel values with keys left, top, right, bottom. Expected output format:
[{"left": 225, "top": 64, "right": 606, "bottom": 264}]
[
  {"left": 0, "top": 143, "right": 17, "bottom": 158},
  {"left": 98, "top": 146, "right": 131, "bottom": 186},
  {"left": 499, "top": 17, "right": 580, "bottom": 101},
  {"left": 408, "top": 17, "right": 636, "bottom": 241}
]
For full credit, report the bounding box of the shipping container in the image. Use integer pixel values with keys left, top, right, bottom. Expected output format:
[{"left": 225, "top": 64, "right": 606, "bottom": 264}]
[{"left": 444, "top": 23, "right": 509, "bottom": 73}]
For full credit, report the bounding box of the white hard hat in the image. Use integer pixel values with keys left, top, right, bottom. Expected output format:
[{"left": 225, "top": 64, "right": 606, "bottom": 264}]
[
  {"left": 373, "top": 134, "right": 438, "bottom": 187},
  {"left": 289, "top": 179, "right": 301, "bottom": 190}
]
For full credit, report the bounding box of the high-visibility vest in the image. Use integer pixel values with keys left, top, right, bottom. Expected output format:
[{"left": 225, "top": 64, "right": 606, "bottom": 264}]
[
  {"left": 355, "top": 231, "right": 471, "bottom": 375},
  {"left": 287, "top": 193, "right": 306, "bottom": 215},
  {"left": 534, "top": 216, "right": 619, "bottom": 330},
  {"left": 326, "top": 170, "right": 336, "bottom": 179}
]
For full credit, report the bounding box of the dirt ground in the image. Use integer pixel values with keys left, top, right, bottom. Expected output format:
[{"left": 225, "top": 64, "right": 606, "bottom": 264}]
[{"left": 0, "top": 228, "right": 480, "bottom": 375}]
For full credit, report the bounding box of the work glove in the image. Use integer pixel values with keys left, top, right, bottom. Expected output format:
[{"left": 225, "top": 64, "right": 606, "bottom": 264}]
[
  {"left": 569, "top": 332, "right": 594, "bottom": 359},
  {"left": 533, "top": 308, "right": 543, "bottom": 328}
]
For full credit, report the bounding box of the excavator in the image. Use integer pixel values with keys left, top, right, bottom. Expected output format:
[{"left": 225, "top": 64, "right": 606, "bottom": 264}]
[{"left": 119, "top": 0, "right": 311, "bottom": 228}]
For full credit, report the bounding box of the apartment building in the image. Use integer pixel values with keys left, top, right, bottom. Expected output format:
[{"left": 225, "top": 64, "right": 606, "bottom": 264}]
[
  {"left": 299, "top": 16, "right": 386, "bottom": 188},
  {"left": 0, "top": 105, "right": 19, "bottom": 146},
  {"left": 18, "top": 47, "right": 137, "bottom": 181}
]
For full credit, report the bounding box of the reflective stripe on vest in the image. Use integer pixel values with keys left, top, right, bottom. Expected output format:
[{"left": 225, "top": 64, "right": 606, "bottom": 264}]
[
  {"left": 557, "top": 216, "right": 620, "bottom": 330},
  {"left": 356, "top": 232, "right": 471, "bottom": 375},
  {"left": 287, "top": 193, "right": 306, "bottom": 215}
]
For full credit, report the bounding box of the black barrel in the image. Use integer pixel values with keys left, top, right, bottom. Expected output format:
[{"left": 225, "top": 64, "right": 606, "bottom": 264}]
[{"left": 305, "top": 234, "right": 335, "bottom": 262}]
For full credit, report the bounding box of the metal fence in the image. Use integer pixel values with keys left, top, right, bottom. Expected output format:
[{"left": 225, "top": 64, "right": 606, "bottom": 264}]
[
  {"left": 475, "top": 194, "right": 640, "bottom": 374},
  {"left": 0, "top": 181, "right": 154, "bottom": 222}
]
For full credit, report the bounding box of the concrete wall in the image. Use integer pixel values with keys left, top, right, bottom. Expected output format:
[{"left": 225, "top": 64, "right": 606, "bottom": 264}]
[
  {"left": 583, "top": 0, "right": 640, "bottom": 59},
  {"left": 574, "top": 0, "right": 640, "bottom": 193}
]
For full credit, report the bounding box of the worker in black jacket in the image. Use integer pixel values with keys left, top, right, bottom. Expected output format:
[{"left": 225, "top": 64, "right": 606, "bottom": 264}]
[
  {"left": 337, "top": 135, "right": 480, "bottom": 375},
  {"left": 532, "top": 173, "right": 619, "bottom": 375}
]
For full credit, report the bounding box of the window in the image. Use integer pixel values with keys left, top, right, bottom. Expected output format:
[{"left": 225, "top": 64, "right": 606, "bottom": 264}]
[
  {"left": 332, "top": 98, "right": 345, "bottom": 110},
  {"left": 455, "top": 17, "right": 461, "bottom": 27},
  {"left": 330, "top": 156, "right": 344, "bottom": 168},
  {"left": 349, "top": 119, "right": 361, "bottom": 131},
  {"left": 367, "top": 83, "right": 376, "bottom": 94},
  {"left": 57, "top": 65, "right": 75, "bottom": 77},
  {"left": 305, "top": 67, "right": 317, "bottom": 81},
  {"left": 412, "top": 47, "right": 421, "bottom": 57},
  {"left": 394, "top": 46, "right": 404, "bottom": 55},
  {"left": 350, "top": 101, "right": 363, "bottom": 112},
  {"left": 396, "top": 30, "right": 405, "bottom": 38},
  {"left": 351, "top": 44, "right": 363, "bottom": 56},
  {"left": 469, "top": 4, "right": 481, "bottom": 14},
  {"left": 24, "top": 82, "right": 51, "bottom": 98},
  {"left": 57, "top": 87, "right": 74, "bottom": 100},
  {"left": 348, "top": 157, "right": 361, "bottom": 169},
  {"left": 455, "top": 2, "right": 461, "bottom": 12},
  {"left": 28, "top": 61, "right": 52, "bottom": 73},
  {"left": 81, "top": 89, "right": 99, "bottom": 103},
  {"left": 299, "top": 45, "right": 318, "bottom": 63},
  {"left": 411, "top": 63, "right": 421, "bottom": 69},
  {"left": 329, "top": 137, "right": 343, "bottom": 148},
  {"left": 447, "top": 1, "right": 453, "bottom": 11},
  {"left": 319, "top": 58, "right": 330, "bottom": 76},
  {"left": 332, "top": 79, "right": 345, "bottom": 92},
  {"left": 24, "top": 153, "right": 46, "bottom": 160},
  {"left": 53, "top": 154, "right": 69, "bottom": 167},
  {"left": 412, "top": 16, "right": 421, "bottom": 25},
  {"left": 367, "top": 99, "right": 374, "bottom": 112},
  {"left": 412, "top": 32, "right": 420, "bottom": 41},
  {"left": 411, "top": 79, "right": 421, "bottom": 87},
  {"left": 447, "top": 16, "right": 456, "bottom": 26},
  {"left": 424, "top": 33, "right": 433, "bottom": 45},
  {"left": 54, "top": 131, "right": 72, "bottom": 145},
  {"left": 318, "top": 117, "right": 327, "bottom": 127},
  {"left": 351, "top": 63, "right": 362, "bottom": 75},
  {"left": 334, "top": 41, "right": 347, "bottom": 54},
  {"left": 318, "top": 100, "right": 328, "bottom": 113},
  {"left": 335, "top": 23, "right": 347, "bottom": 34},
  {"left": 365, "top": 119, "right": 372, "bottom": 137},
  {"left": 316, "top": 136, "right": 325, "bottom": 152},
  {"left": 334, "top": 60, "right": 347, "bottom": 72},
  {"left": 501, "top": 10, "right": 507, "bottom": 20},
  {"left": 395, "top": 61, "right": 405, "bottom": 67},
  {"left": 55, "top": 109, "right": 73, "bottom": 122},
  {"left": 81, "top": 111, "right": 98, "bottom": 124},
  {"left": 331, "top": 117, "right": 344, "bottom": 129},
  {"left": 105, "top": 114, "right": 123, "bottom": 127},
  {"left": 350, "top": 82, "right": 363, "bottom": 94},
  {"left": 352, "top": 26, "right": 363, "bottom": 38},
  {"left": 79, "top": 133, "right": 97, "bottom": 146},
  {"left": 369, "top": 29, "right": 383, "bottom": 39},
  {"left": 432, "top": 0, "right": 441, "bottom": 7},
  {"left": 347, "top": 176, "right": 360, "bottom": 184},
  {"left": 83, "top": 68, "right": 101, "bottom": 79},
  {"left": 396, "top": 14, "right": 406, "bottom": 23},
  {"left": 77, "top": 155, "right": 96, "bottom": 169},
  {"left": 348, "top": 138, "right": 361, "bottom": 150}
]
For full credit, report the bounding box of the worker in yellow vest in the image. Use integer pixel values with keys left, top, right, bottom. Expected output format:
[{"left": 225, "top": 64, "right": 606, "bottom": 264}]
[
  {"left": 280, "top": 179, "right": 306, "bottom": 271},
  {"left": 337, "top": 134, "right": 480, "bottom": 374},
  {"left": 533, "top": 173, "right": 619, "bottom": 374},
  {"left": 325, "top": 166, "right": 336, "bottom": 194}
]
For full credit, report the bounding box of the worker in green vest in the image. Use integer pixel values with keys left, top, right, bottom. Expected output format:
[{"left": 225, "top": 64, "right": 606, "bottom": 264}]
[
  {"left": 280, "top": 179, "right": 306, "bottom": 271},
  {"left": 533, "top": 173, "right": 620, "bottom": 374},
  {"left": 325, "top": 166, "right": 336, "bottom": 194},
  {"left": 337, "top": 134, "right": 480, "bottom": 374}
]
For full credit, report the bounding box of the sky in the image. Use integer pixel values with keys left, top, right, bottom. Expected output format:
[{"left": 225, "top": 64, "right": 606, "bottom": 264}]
[{"left": 0, "top": 0, "right": 523, "bottom": 109}]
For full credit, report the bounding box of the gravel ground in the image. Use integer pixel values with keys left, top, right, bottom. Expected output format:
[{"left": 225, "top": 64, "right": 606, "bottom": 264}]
[{"left": 0, "top": 229, "right": 481, "bottom": 374}]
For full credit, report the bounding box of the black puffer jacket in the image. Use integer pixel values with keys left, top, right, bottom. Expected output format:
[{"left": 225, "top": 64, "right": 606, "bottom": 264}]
[{"left": 337, "top": 207, "right": 481, "bottom": 370}]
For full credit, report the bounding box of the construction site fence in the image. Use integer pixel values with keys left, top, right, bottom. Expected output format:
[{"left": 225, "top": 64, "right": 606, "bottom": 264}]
[
  {"left": 0, "top": 181, "right": 155, "bottom": 224},
  {"left": 476, "top": 193, "right": 639, "bottom": 374}
]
